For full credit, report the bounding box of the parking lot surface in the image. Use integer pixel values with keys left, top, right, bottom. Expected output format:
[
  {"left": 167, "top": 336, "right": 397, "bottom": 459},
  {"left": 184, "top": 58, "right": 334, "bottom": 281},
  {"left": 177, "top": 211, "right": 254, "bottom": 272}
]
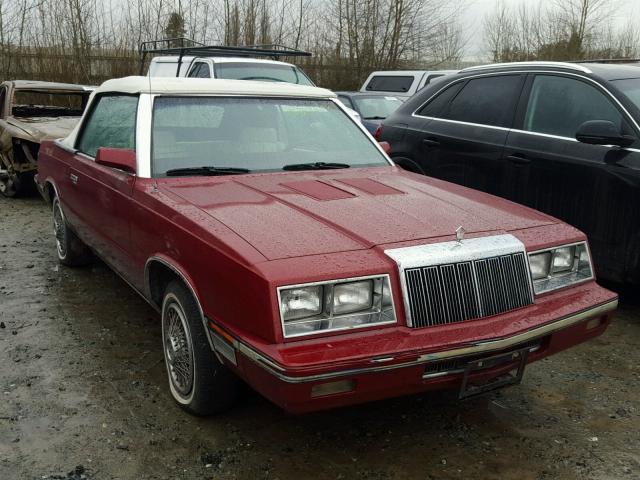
[{"left": 1, "top": 195, "right": 639, "bottom": 480}]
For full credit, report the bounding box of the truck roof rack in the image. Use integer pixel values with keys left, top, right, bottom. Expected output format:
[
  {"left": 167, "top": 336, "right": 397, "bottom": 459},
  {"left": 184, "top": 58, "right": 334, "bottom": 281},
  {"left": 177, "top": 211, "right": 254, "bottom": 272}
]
[{"left": 139, "top": 37, "right": 312, "bottom": 75}]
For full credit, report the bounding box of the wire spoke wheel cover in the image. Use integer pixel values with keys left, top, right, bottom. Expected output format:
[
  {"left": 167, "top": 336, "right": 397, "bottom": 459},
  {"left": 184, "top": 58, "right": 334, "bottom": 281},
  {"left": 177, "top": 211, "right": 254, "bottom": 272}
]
[
  {"left": 53, "top": 201, "right": 67, "bottom": 259},
  {"left": 163, "top": 299, "right": 195, "bottom": 399}
]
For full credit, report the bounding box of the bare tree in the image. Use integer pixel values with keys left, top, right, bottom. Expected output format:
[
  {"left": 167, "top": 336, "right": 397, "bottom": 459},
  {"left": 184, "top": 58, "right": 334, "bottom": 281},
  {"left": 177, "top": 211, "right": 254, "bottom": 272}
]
[{"left": 483, "top": 0, "right": 636, "bottom": 63}]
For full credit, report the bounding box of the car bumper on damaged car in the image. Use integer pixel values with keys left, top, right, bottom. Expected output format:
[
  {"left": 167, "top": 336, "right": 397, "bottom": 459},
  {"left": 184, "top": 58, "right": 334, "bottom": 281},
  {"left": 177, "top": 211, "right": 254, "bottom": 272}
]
[{"left": 206, "top": 283, "right": 617, "bottom": 413}]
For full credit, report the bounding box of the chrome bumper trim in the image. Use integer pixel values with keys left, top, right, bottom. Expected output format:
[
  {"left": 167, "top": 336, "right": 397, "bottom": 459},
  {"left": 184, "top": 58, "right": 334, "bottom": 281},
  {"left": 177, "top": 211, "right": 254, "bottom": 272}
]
[{"left": 235, "top": 299, "right": 618, "bottom": 384}]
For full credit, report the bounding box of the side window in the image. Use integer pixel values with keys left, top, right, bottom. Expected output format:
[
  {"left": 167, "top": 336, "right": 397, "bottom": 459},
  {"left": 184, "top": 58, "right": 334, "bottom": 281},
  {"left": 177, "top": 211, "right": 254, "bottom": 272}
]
[
  {"left": 76, "top": 95, "right": 138, "bottom": 157},
  {"left": 524, "top": 75, "right": 624, "bottom": 138},
  {"left": 187, "top": 63, "right": 201, "bottom": 78},
  {"left": 443, "top": 75, "right": 523, "bottom": 127},
  {"left": 197, "top": 63, "right": 211, "bottom": 78},
  {"left": 416, "top": 81, "right": 464, "bottom": 117},
  {"left": 189, "top": 62, "right": 210, "bottom": 78}
]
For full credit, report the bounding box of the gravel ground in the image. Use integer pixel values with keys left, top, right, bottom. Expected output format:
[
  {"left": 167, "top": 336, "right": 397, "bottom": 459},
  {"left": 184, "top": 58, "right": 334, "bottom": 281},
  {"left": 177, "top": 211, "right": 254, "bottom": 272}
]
[{"left": 1, "top": 195, "right": 639, "bottom": 480}]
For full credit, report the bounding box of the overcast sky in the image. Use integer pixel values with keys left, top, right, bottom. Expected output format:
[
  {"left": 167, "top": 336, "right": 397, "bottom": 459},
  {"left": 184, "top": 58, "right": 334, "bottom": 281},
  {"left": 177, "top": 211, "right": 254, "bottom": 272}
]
[{"left": 461, "top": 0, "right": 639, "bottom": 60}]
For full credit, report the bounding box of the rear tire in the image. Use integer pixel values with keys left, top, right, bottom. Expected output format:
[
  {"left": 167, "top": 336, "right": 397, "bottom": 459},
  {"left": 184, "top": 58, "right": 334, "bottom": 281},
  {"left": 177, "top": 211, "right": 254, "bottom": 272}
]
[
  {"left": 52, "top": 197, "right": 92, "bottom": 266},
  {"left": 161, "top": 280, "right": 240, "bottom": 415}
]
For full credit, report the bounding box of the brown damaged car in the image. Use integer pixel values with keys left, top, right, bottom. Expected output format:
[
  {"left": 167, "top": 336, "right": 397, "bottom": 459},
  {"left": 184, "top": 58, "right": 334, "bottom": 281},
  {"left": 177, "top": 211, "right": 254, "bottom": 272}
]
[{"left": 0, "top": 80, "right": 91, "bottom": 196}]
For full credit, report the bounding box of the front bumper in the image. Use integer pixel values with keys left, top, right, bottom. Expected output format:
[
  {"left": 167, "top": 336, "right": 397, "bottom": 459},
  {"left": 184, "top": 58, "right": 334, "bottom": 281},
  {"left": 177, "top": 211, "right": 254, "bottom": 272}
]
[{"left": 210, "top": 284, "right": 617, "bottom": 413}]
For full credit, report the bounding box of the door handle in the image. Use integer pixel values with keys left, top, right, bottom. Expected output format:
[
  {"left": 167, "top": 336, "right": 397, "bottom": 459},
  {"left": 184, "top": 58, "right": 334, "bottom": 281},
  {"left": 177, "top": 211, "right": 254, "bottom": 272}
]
[
  {"left": 69, "top": 173, "right": 78, "bottom": 184},
  {"left": 422, "top": 138, "right": 441, "bottom": 148},
  {"left": 507, "top": 154, "right": 531, "bottom": 165}
]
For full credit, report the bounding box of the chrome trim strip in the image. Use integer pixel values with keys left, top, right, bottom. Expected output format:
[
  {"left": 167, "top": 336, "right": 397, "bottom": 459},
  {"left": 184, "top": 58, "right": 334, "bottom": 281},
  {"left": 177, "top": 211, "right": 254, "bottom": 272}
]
[
  {"left": 411, "top": 115, "right": 511, "bottom": 132},
  {"left": 460, "top": 62, "right": 592, "bottom": 74},
  {"left": 238, "top": 298, "right": 617, "bottom": 384},
  {"left": 410, "top": 118, "right": 639, "bottom": 149}
]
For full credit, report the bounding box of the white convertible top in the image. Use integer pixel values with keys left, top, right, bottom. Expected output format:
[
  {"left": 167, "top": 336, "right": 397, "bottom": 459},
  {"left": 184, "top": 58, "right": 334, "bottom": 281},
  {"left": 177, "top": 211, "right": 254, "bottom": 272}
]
[{"left": 96, "top": 76, "right": 335, "bottom": 98}]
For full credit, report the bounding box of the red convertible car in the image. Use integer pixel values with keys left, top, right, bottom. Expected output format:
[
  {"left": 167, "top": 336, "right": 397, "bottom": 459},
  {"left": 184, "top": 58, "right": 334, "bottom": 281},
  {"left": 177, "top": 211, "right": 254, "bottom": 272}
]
[{"left": 36, "top": 77, "right": 618, "bottom": 415}]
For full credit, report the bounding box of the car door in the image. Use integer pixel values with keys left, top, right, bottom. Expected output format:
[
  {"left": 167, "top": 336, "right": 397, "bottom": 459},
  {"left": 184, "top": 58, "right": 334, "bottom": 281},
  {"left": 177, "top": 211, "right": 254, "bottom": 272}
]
[
  {"left": 504, "top": 73, "right": 640, "bottom": 282},
  {"left": 67, "top": 94, "right": 139, "bottom": 278},
  {"left": 411, "top": 74, "right": 525, "bottom": 194}
]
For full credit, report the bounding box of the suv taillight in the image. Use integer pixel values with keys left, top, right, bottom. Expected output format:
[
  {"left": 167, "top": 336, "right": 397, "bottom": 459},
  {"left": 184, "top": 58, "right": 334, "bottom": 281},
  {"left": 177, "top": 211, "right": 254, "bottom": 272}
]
[{"left": 373, "top": 124, "right": 383, "bottom": 140}]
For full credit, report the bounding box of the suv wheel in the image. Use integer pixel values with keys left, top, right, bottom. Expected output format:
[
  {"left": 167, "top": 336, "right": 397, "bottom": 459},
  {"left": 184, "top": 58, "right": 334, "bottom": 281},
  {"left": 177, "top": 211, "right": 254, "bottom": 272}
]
[{"left": 161, "top": 280, "right": 240, "bottom": 415}]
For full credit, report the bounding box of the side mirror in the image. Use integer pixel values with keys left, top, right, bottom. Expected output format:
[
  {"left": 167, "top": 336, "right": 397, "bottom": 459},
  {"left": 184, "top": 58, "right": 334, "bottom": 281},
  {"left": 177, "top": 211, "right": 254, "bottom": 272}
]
[
  {"left": 95, "top": 147, "right": 136, "bottom": 174},
  {"left": 379, "top": 141, "right": 391, "bottom": 155},
  {"left": 576, "top": 120, "right": 636, "bottom": 148}
]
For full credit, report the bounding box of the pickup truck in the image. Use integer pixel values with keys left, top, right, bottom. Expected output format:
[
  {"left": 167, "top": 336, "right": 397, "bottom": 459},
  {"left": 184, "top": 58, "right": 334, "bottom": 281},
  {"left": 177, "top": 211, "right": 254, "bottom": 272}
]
[
  {"left": 36, "top": 76, "right": 617, "bottom": 415},
  {"left": 360, "top": 69, "right": 457, "bottom": 99}
]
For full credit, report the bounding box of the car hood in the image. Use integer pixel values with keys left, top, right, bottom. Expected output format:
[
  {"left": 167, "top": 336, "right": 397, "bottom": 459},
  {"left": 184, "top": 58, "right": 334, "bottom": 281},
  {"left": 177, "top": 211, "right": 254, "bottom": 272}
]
[
  {"left": 7, "top": 116, "right": 81, "bottom": 141},
  {"left": 161, "top": 168, "right": 557, "bottom": 261}
]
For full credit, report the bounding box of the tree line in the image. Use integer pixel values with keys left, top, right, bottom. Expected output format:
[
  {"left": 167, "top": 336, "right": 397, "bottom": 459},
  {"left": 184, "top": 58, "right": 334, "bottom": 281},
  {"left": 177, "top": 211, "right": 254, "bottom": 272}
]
[
  {"left": 484, "top": 0, "right": 639, "bottom": 62},
  {"left": 0, "top": 0, "right": 638, "bottom": 90},
  {"left": 0, "top": 0, "right": 466, "bottom": 89}
]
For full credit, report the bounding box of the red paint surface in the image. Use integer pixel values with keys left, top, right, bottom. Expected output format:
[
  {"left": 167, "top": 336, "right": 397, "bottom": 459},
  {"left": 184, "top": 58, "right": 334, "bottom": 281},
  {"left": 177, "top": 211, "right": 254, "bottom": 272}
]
[{"left": 36, "top": 140, "right": 617, "bottom": 412}]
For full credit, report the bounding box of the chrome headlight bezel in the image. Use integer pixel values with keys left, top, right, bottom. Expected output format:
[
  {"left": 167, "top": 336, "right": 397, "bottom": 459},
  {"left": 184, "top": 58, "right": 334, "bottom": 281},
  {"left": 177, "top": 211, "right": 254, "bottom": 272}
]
[
  {"left": 277, "top": 274, "right": 397, "bottom": 338},
  {"left": 528, "top": 241, "right": 594, "bottom": 295}
]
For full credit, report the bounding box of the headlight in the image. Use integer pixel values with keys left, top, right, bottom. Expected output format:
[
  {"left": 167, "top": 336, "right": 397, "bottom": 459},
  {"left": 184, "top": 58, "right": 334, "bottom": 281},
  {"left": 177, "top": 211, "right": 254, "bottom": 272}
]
[
  {"left": 280, "top": 286, "right": 322, "bottom": 321},
  {"left": 278, "top": 276, "right": 396, "bottom": 338},
  {"left": 528, "top": 242, "right": 593, "bottom": 294}
]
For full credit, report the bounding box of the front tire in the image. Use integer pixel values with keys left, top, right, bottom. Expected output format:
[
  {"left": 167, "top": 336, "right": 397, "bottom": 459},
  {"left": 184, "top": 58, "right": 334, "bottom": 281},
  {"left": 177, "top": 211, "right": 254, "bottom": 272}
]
[
  {"left": 161, "top": 280, "right": 240, "bottom": 415},
  {"left": 52, "top": 197, "right": 92, "bottom": 266},
  {"left": 0, "top": 172, "right": 31, "bottom": 197}
]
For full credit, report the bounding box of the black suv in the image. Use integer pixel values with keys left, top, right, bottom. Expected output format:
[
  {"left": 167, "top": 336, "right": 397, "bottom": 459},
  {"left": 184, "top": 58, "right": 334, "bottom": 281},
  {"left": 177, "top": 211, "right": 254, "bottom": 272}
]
[{"left": 380, "top": 61, "right": 640, "bottom": 284}]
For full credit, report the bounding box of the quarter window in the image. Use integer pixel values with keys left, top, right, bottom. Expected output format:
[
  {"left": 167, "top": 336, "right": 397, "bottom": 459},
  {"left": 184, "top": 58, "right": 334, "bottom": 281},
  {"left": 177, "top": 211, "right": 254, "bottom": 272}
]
[
  {"left": 443, "top": 75, "right": 523, "bottom": 128},
  {"left": 524, "top": 75, "right": 623, "bottom": 138},
  {"left": 77, "top": 95, "right": 138, "bottom": 157},
  {"left": 416, "top": 81, "right": 464, "bottom": 117}
]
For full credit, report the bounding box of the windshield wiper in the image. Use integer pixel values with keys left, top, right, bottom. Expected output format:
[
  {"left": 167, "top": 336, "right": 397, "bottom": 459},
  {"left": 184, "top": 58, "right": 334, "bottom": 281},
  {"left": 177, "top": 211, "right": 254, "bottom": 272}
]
[
  {"left": 282, "top": 162, "right": 351, "bottom": 171},
  {"left": 363, "top": 116, "right": 386, "bottom": 120},
  {"left": 165, "top": 166, "right": 250, "bottom": 177}
]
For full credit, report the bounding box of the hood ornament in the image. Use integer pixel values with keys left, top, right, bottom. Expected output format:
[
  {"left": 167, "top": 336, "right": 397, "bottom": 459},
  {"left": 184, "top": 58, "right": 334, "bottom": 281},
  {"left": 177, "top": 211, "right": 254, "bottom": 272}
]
[{"left": 455, "top": 226, "right": 466, "bottom": 243}]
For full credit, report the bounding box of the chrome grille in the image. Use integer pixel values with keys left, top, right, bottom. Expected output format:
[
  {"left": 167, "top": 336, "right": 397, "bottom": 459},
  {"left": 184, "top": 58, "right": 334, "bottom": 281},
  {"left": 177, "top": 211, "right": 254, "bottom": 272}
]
[{"left": 404, "top": 252, "right": 533, "bottom": 328}]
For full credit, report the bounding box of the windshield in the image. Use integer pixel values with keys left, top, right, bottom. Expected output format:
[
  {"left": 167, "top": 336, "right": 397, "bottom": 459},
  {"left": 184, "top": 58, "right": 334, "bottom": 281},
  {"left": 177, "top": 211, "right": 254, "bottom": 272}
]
[
  {"left": 213, "top": 62, "right": 314, "bottom": 86},
  {"left": 12, "top": 90, "right": 88, "bottom": 117},
  {"left": 352, "top": 96, "right": 403, "bottom": 119},
  {"left": 612, "top": 78, "right": 640, "bottom": 110},
  {"left": 151, "top": 97, "right": 389, "bottom": 177}
]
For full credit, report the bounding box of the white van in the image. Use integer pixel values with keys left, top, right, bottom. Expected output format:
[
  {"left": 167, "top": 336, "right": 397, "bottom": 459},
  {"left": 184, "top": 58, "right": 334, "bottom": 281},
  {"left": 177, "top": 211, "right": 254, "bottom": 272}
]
[{"left": 360, "top": 70, "right": 457, "bottom": 98}]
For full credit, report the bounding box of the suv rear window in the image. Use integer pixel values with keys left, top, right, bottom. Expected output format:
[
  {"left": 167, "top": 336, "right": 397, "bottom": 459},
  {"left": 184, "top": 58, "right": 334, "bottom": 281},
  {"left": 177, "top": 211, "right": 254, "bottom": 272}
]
[{"left": 365, "top": 76, "right": 414, "bottom": 93}]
